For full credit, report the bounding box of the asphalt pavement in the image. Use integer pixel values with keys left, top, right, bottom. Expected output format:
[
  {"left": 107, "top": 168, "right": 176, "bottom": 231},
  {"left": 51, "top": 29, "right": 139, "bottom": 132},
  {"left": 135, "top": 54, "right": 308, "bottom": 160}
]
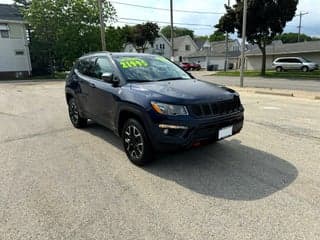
[
  {"left": 0, "top": 82, "right": 320, "bottom": 239},
  {"left": 192, "top": 71, "right": 320, "bottom": 92}
]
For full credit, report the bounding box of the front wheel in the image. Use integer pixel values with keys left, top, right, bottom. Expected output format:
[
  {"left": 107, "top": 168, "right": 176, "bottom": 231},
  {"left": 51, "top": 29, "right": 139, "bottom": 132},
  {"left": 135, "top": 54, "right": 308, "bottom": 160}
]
[
  {"left": 302, "top": 66, "right": 309, "bottom": 72},
  {"left": 122, "top": 119, "right": 153, "bottom": 166},
  {"left": 276, "top": 66, "right": 283, "bottom": 72}
]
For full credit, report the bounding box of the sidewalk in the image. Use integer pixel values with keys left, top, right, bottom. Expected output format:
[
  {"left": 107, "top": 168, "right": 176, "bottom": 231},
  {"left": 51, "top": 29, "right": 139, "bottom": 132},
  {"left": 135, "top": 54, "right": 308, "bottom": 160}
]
[{"left": 192, "top": 71, "right": 320, "bottom": 92}]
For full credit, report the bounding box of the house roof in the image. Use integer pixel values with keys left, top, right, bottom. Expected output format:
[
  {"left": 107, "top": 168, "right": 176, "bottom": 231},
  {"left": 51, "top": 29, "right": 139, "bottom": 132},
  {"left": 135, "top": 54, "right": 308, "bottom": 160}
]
[
  {"left": 194, "top": 38, "right": 207, "bottom": 49},
  {"left": 0, "top": 4, "right": 23, "bottom": 22},
  {"left": 246, "top": 41, "right": 320, "bottom": 56},
  {"left": 173, "top": 35, "right": 198, "bottom": 50},
  {"left": 186, "top": 40, "right": 241, "bottom": 58}
]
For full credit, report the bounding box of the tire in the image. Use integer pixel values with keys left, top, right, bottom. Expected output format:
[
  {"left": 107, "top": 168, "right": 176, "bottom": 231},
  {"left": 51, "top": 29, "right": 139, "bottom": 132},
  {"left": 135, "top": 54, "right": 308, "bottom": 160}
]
[
  {"left": 68, "top": 98, "right": 87, "bottom": 128},
  {"left": 276, "top": 66, "right": 283, "bottom": 72},
  {"left": 302, "top": 66, "right": 309, "bottom": 72},
  {"left": 122, "top": 119, "right": 153, "bottom": 166}
]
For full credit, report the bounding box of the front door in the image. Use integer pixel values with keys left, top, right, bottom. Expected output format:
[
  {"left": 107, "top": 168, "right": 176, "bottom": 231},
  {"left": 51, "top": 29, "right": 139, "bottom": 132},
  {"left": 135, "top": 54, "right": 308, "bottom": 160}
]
[{"left": 88, "top": 57, "right": 118, "bottom": 129}]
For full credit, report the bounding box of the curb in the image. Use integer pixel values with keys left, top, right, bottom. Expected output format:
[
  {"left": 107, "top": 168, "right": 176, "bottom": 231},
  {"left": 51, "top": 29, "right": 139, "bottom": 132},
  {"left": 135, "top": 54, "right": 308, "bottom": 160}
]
[{"left": 254, "top": 91, "right": 294, "bottom": 97}]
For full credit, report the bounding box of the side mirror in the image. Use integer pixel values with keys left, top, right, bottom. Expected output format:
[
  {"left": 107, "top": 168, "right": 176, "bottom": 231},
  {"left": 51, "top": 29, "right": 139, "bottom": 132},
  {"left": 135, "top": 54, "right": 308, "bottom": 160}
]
[
  {"left": 101, "top": 72, "right": 120, "bottom": 86},
  {"left": 101, "top": 72, "right": 114, "bottom": 83}
]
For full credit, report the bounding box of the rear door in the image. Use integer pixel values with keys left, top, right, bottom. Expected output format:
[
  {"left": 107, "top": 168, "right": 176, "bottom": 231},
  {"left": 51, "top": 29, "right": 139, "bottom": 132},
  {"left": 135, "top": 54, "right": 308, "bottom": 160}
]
[
  {"left": 291, "top": 58, "right": 302, "bottom": 70},
  {"left": 74, "top": 57, "right": 97, "bottom": 116}
]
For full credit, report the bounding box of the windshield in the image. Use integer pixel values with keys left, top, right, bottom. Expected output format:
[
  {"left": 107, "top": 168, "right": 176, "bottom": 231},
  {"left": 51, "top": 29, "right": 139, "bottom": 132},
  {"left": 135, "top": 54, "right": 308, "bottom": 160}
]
[
  {"left": 113, "top": 55, "right": 191, "bottom": 82},
  {"left": 301, "top": 57, "right": 312, "bottom": 63}
]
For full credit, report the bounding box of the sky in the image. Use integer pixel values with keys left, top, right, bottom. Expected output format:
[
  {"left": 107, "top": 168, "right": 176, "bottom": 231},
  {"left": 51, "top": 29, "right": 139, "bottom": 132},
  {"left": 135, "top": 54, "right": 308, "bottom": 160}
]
[{"left": 1, "top": 0, "right": 319, "bottom": 37}]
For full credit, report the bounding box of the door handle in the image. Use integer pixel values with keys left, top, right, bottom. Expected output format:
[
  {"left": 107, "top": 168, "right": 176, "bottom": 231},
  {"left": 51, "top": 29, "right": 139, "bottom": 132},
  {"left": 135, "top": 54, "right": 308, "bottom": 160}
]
[{"left": 89, "top": 83, "right": 96, "bottom": 88}]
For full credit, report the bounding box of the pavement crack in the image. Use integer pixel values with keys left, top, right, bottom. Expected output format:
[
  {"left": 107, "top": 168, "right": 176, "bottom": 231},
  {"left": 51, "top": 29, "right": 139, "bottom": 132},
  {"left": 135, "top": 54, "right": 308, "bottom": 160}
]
[
  {"left": 246, "top": 119, "right": 320, "bottom": 142},
  {"left": 1, "top": 127, "right": 73, "bottom": 144}
]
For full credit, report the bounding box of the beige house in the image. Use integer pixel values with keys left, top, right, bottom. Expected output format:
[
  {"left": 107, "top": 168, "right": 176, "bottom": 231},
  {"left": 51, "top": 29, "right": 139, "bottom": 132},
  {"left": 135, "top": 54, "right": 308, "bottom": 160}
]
[{"left": 246, "top": 41, "right": 320, "bottom": 71}]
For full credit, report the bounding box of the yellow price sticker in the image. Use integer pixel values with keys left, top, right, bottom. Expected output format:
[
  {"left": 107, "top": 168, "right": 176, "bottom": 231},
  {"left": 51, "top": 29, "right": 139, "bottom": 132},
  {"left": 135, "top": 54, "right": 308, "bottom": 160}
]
[{"left": 120, "top": 58, "right": 149, "bottom": 69}]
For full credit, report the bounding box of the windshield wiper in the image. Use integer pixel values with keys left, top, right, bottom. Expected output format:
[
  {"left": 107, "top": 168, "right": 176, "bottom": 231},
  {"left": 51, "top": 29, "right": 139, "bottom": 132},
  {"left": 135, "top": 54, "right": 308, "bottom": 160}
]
[
  {"left": 127, "top": 80, "right": 153, "bottom": 83},
  {"left": 156, "top": 77, "right": 189, "bottom": 81}
]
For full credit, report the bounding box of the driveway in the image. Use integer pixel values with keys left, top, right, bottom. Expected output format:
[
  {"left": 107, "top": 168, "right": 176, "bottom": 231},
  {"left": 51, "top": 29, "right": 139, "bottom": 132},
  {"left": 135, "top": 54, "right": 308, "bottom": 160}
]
[
  {"left": 192, "top": 71, "right": 320, "bottom": 92},
  {"left": 0, "top": 82, "right": 319, "bottom": 239}
]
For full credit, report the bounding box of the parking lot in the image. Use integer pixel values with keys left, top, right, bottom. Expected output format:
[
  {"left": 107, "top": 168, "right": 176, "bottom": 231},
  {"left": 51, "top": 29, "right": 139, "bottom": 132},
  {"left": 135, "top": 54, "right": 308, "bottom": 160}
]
[{"left": 0, "top": 81, "right": 320, "bottom": 239}]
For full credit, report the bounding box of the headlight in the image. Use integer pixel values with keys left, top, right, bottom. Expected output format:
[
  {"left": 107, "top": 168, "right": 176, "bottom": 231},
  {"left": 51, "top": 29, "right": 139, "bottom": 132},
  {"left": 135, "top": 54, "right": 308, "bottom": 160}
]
[{"left": 151, "top": 101, "right": 189, "bottom": 116}]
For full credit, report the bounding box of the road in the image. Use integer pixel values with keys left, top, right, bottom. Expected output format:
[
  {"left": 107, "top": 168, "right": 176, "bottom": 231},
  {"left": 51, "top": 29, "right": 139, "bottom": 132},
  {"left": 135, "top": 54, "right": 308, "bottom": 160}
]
[
  {"left": 192, "top": 71, "right": 320, "bottom": 92},
  {"left": 0, "top": 82, "right": 320, "bottom": 239}
]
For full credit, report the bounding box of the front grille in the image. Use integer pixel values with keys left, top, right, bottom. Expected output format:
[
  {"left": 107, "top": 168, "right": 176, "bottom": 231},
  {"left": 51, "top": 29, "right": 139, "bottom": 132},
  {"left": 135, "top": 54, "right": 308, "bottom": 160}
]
[{"left": 189, "top": 96, "right": 241, "bottom": 118}]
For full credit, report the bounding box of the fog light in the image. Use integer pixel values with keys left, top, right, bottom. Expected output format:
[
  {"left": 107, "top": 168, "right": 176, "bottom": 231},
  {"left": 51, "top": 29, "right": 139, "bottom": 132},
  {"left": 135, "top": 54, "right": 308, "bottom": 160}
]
[{"left": 163, "top": 129, "right": 169, "bottom": 135}]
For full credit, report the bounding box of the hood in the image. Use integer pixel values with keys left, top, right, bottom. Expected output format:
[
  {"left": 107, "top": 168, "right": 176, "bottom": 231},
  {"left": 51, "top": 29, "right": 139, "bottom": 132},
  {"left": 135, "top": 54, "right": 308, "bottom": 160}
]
[{"left": 129, "top": 79, "right": 236, "bottom": 104}]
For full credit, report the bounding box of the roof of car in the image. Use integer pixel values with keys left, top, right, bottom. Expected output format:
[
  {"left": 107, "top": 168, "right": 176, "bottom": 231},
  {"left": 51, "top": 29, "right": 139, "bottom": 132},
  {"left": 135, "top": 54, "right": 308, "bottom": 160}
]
[{"left": 80, "top": 52, "right": 156, "bottom": 59}]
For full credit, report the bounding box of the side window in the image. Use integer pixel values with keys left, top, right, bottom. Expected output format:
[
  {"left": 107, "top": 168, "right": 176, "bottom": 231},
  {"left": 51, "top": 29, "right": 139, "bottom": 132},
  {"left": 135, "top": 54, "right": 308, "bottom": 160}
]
[
  {"left": 77, "top": 58, "right": 96, "bottom": 77},
  {"left": 279, "top": 58, "right": 289, "bottom": 63},
  {"left": 94, "top": 57, "right": 113, "bottom": 79},
  {"left": 293, "top": 58, "right": 302, "bottom": 63}
]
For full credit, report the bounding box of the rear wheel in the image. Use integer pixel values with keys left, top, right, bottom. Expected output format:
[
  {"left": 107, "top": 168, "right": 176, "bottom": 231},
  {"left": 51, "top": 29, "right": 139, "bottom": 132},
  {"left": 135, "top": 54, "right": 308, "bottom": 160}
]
[
  {"left": 122, "top": 119, "right": 153, "bottom": 166},
  {"left": 302, "top": 66, "right": 309, "bottom": 72},
  {"left": 276, "top": 66, "right": 283, "bottom": 72},
  {"left": 68, "top": 98, "right": 87, "bottom": 128}
]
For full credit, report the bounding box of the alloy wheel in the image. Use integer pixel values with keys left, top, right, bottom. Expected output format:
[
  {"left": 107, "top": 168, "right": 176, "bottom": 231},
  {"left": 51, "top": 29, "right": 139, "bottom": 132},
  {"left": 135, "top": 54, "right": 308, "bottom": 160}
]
[
  {"left": 69, "top": 100, "right": 79, "bottom": 125},
  {"left": 124, "top": 125, "right": 144, "bottom": 160}
]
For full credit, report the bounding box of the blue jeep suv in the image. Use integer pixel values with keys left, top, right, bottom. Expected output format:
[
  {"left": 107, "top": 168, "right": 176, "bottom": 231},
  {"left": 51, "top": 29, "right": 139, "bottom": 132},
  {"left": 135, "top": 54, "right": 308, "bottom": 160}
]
[{"left": 66, "top": 52, "right": 244, "bottom": 165}]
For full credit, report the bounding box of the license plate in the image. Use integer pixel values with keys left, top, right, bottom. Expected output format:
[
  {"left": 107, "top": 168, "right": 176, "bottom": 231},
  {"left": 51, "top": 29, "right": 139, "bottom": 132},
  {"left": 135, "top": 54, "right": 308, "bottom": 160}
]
[{"left": 218, "top": 126, "right": 233, "bottom": 139}]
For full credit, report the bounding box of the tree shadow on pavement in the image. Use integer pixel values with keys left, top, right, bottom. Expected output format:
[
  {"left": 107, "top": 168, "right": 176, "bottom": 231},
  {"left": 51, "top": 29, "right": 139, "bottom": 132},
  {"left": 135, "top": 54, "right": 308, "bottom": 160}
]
[{"left": 85, "top": 123, "right": 298, "bottom": 201}]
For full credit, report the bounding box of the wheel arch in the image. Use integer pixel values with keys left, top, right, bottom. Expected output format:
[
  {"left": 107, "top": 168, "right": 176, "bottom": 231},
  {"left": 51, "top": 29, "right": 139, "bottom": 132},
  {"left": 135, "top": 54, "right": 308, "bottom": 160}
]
[{"left": 117, "top": 109, "right": 146, "bottom": 137}]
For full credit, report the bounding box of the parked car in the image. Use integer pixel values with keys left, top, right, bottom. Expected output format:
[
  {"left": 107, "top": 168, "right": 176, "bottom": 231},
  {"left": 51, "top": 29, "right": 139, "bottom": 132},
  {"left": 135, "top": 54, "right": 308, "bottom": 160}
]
[
  {"left": 272, "top": 57, "right": 319, "bottom": 72},
  {"left": 65, "top": 53, "right": 244, "bottom": 165},
  {"left": 181, "top": 62, "right": 201, "bottom": 71}
]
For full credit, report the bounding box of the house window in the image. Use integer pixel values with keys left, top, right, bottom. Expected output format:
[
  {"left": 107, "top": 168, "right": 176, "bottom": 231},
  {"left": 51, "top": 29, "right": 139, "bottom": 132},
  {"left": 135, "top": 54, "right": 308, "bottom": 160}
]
[
  {"left": 185, "top": 45, "right": 191, "bottom": 51},
  {"left": 0, "top": 30, "right": 9, "bottom": 38},
  {"left": 156, "top": 44, "right": 159, "bottom": 50},
  {"left": 15, "top": 50, "right": 24, "bottom": 56}
]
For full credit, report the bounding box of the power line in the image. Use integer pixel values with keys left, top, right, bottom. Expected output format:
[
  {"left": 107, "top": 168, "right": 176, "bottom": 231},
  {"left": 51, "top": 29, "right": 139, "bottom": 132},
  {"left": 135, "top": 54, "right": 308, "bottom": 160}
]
[
  {"left": 118, "top": 17, "right": 213, "bottom": 27},
  {"left": 110, "top": 1, "right": 224, "bottom": 15},
  {"left": 116, "top": 21, "right": 213, "bottom": 30}
]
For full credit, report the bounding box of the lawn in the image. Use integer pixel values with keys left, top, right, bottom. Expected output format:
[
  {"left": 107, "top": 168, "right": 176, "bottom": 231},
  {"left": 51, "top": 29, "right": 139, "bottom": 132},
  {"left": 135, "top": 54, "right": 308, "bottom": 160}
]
[{"left": 215, "top": 70, "right": 320, "bottom": 79}]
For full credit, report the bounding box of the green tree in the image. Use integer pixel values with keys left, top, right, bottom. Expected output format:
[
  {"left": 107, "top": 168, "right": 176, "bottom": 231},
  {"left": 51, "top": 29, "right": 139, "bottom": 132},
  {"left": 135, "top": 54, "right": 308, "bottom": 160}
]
[
  {"left": 209, "top": 31, "right": 226, "bottom": 42},
  {"left": 20, "top": 0, "right": 116, "bottom": 74},
  {"left": 106, "top": 26, "right": 127, "bottom": 52},
  {"left": 274, "top": 32, "right": 319, "bottom": 43},
  {"left": 160, "top": 25, "right": 194, "bottom": 39},
  {"left": 215, "top": 0, "right": 298, "bottom": 75},
  {"left": 126, "top": 22, "right": 159, "bottom": 53}
]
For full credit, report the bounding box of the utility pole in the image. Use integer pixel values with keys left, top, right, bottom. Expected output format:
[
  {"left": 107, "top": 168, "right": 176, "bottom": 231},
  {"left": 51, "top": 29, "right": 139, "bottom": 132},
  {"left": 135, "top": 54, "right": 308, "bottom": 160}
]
[
  {"left": 240, "top": 0, "right": 247, "bottom": 88},
  {"left": 98, "top": 0, "right": 106, "bottom": 51},
  {"left": 224, "top": 0, "right": 230, "bottom": 72},
  {"left": 297, "top": 11, "right": 309, "bottom": 42},
  {"left": 170, "top": 0, "right": 175, "bottom": 61}
]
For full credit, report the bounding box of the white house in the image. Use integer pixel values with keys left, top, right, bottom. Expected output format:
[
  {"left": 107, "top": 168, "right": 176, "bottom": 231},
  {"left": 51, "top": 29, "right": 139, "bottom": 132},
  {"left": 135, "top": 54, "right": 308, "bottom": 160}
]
[
  {"left": 0, "top": 4, "right": 31, "bottom": 79},
  {"left": 185, "top": 40, "right": 241, "bottom": 70},
  {"left": 123, "top": 34, "right": 199, "bottom": 62},
  {"left": 172, "top": 35, "right": 198, "bottom": 62},
  {"left": 144, "top": 33, "right": 172, "bottom": 59}
]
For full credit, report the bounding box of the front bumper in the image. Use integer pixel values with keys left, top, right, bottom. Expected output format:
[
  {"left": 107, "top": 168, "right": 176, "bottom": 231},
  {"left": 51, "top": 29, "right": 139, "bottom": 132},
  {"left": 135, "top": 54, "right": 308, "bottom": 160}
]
[{"left": 147, "top": 110, "right": 244, "bottom": 152}]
